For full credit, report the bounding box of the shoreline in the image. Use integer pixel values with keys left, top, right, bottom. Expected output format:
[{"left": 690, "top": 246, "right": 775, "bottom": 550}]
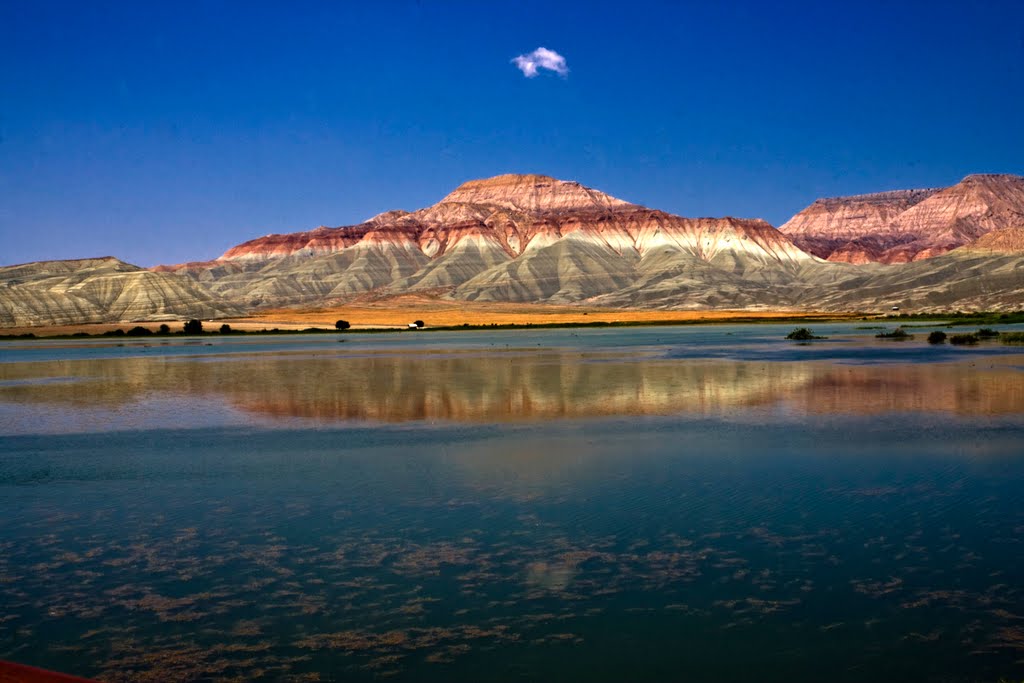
[
  {"left": 1, "top": 305, "right": 864, "bottom": 339},
  {"left": 3, "top": 300, "right": 1021, "bottom": 340}
]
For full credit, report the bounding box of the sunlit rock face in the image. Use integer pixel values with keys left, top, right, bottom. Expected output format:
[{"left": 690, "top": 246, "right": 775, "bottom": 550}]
[
  {"left": 779, "top": 189, "right": 939, "bottom": 263},
  {"left": 161, "top": 174, "right": 817, "bottom": 309},
  {"left": 213, "top": 174, "right": 638, "bottom": 264},
  {"left": 438, "top": 173, "right": 634, "bottom": 213},
  {"left": 959, "top": 226, "right": 1024, "bottom": 254},
  {"left": 780, "top": 174, "right": 1024, "bottom": 263},
  {"left": 217, "top": 174, "right": 812, "bottom": 268},
  {"left": 6, "top": 174, "right": 1024, "bottom": 327},
  {"left": 0, "top": 257, "right": 243, "bottom": 327},
  {"left": 214, "top": 173, "right": 796, "bottom": 265}
]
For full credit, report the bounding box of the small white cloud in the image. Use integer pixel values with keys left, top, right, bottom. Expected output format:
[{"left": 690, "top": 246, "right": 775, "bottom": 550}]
[{"left": 512, "top": 47, "right": 569, "bottom": 78}]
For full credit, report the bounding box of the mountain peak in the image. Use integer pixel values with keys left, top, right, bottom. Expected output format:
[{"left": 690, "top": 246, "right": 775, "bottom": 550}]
[
  {"left": 440, "top": 173, "right": 635, "bottom": 212},
  {"left": 452, "top": 173, "right": 558, "bottom": 189}
]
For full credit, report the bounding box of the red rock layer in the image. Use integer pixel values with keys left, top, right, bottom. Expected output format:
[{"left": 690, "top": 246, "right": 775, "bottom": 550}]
[
  {"left": 167, "top": 174, "right": 808, "bottom": 270},
  {"left": 779, "top": 174, "right": 1024, "bottom": 263}
]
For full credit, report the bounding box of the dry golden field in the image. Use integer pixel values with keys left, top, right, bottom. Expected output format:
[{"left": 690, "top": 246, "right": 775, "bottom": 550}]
[{"left": 241, "top": 297, "right": 849, "bottom": 329}]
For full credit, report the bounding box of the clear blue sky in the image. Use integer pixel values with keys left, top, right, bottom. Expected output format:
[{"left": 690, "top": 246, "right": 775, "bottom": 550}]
[{"left": 2, "top": 0, "right": 1022, "bottom": 266}]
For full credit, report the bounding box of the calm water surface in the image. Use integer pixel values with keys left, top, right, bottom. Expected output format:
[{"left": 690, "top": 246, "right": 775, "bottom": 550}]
[{"left": 1, "top": 324, "right": 1023, "bottom": 681}]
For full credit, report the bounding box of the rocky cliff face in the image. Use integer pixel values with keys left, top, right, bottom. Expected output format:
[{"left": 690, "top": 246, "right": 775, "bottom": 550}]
[
  {"left": 959, "top": 227, "right": 1024, "bottom": 254},
  {"left": 149, "top": 172, "right": 1024, "bottom": 314},
  {"left": 439, "top": 173, "right": 634, "bottom": 212},
  {"left": 211, "top": 174, "right": 808, "bottom": 264},
  {"left": 778, "top": 189, "right": 938, "bottom": 263},
  {"left": 160, "top": 174, "right": 815, "bottom": 310},
  {"left": 779, "top": 174, "right": 1024, "bottom": 263},
  {"left": 212, "top": 174, "right": 635, "bottom": 264},
  {"left": 5, "top": 174, "right": 1024, "bottom": 327},
  {"left": 0, "top": 257, "right": 243, "bottom": 327}
]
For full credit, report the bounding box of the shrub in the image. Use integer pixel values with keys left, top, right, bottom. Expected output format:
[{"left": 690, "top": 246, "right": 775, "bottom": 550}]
[
  {"left": 126, "top": 326, "right": 153, "bottom": 336},
  {"left": 183, "top": 319, "right": 203, "bottom": 334},
  {"left": 414, "top": 320, "right": 425, "bottom": 328},
  {"left": 976, "top": 328, "right": 1000, "bottom": 338},
  {"left": 949, "top": 333, "right": 979, "bottom": 345},
  {"left": 158, "top": 323, "right": 171, "bottom": 334},
  {"left": 1000, "top": 332, "right": 1024, "bottom": 344},
  {"left": 927, "top": 331, "right": 947, "bottom": 344},
  {"left": 335, "top": 320, "right": 350, "bottom": 331},
  {"left": 786, "top": 328, "right": 824, "bottom": 340},
  {"left": 876, "top": 327, "right": 912, "bottom": 339},
  {"left": 219, "top": 324, "right": 232, "bottom": 334}
]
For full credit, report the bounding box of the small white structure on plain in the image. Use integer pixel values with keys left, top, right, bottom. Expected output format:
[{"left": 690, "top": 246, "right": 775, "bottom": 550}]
[{"left": 408, "top": 323, "right": 419, "bottom": 329}]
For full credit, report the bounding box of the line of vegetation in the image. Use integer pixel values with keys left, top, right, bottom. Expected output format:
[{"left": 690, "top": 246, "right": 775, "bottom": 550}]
[
  {"left": 0, "top": 321, "right": 344, "bottom": 341},
  {"left": 5, "top": 310, "right": 1022, "bottom": 341},
  {"left": 881, "top": 310, "right": 1024, "bottom": 326},
  {"left": 931, "top": 328, "right": 1019, "bottom": 346}
]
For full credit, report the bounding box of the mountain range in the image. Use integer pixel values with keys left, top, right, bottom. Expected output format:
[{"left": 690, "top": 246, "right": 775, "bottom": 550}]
[{"left": 2, "top": 173, "right": 1023, "bottom": 327}]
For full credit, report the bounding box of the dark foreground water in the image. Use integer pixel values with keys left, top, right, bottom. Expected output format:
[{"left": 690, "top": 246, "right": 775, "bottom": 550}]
[{"left": 1, "top": 324, "right": 1023, "bottom": 681}]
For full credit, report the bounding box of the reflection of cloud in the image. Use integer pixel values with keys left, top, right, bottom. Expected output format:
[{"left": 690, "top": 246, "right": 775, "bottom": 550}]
[{"left": 512, "top": 47, "right": 569, "bottom": 78}]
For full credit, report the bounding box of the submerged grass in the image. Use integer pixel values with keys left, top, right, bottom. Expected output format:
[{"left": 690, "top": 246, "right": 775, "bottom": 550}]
[
  {"left": 876, "top": 327, "right": 913, "bottom": 340},
  {"left": 786, "top": 328, "right": 827, "bottom": 341},
  {"left": 950, "top": 333, "right": 980, "bottom": 346}
]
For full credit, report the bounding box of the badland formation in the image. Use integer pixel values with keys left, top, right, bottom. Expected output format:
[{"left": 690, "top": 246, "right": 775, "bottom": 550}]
[{"left": 2, "top": 173, "right": 1023, "bottom": 327}]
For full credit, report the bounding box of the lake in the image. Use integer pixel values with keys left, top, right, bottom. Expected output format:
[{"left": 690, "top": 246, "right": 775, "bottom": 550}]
[{"left": 2, "top": 323, "right": 1023, "bottom": 681}]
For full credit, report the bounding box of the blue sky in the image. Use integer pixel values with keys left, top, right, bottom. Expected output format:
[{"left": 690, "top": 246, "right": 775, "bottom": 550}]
[{"left": 2, "top": 0, "right": 1022, "bottom": 266}]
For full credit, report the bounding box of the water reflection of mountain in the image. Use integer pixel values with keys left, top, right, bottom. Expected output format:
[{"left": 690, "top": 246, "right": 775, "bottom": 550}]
[{"left": 2, "top": 350, "right": 1023, "bottom": 422}]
